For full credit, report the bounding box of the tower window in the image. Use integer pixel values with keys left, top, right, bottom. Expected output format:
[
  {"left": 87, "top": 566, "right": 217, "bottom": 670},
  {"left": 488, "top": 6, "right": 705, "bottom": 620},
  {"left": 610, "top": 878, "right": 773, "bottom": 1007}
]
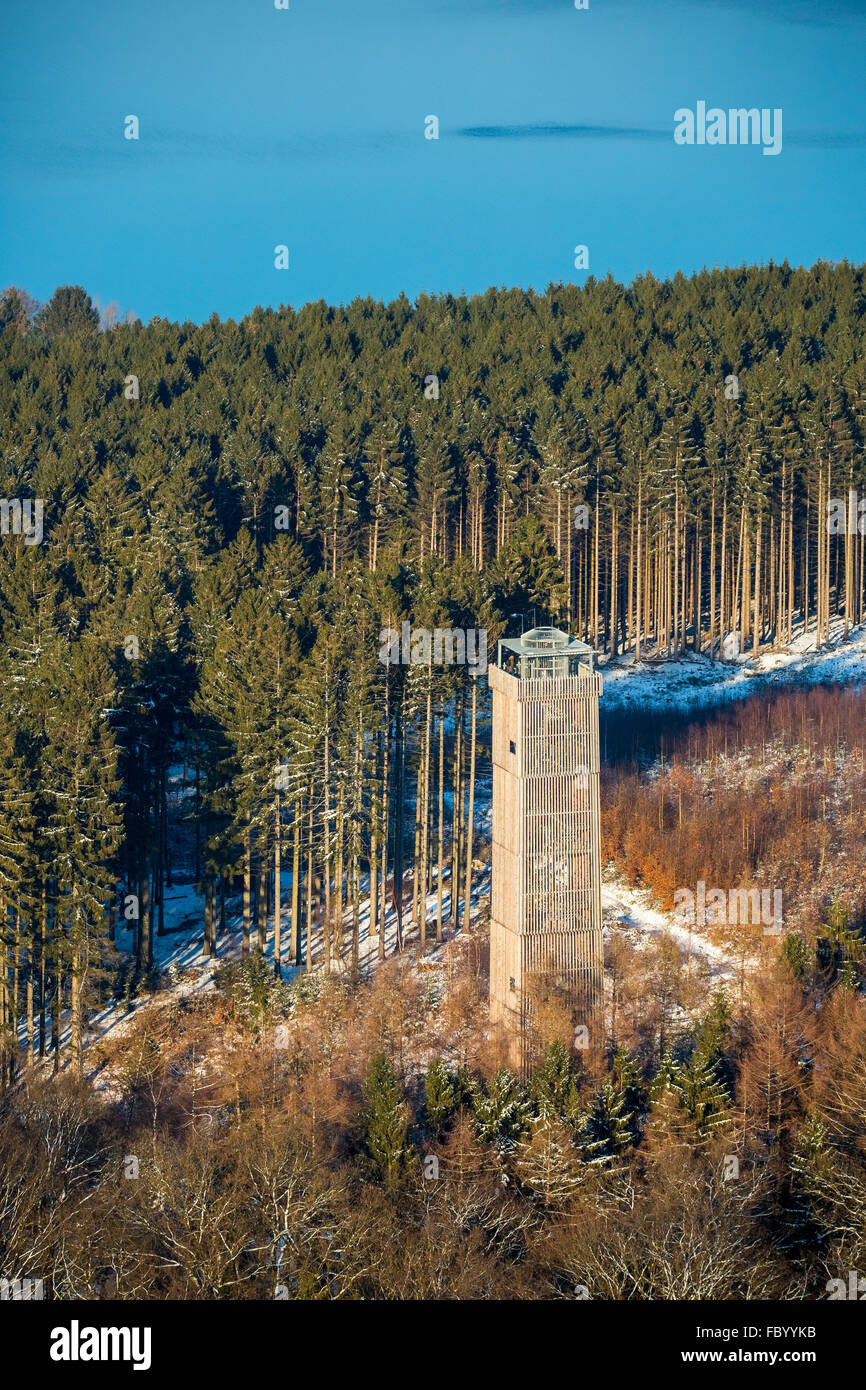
[{"left": 509, "top": 740, "right": 516, "bottom": 754}]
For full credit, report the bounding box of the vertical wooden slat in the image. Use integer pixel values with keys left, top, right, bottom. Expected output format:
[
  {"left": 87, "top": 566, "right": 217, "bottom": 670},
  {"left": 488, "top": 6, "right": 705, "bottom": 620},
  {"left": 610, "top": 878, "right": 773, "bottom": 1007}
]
[{"left": 489, "top": 645, "right": 603, "bottom": 1073}]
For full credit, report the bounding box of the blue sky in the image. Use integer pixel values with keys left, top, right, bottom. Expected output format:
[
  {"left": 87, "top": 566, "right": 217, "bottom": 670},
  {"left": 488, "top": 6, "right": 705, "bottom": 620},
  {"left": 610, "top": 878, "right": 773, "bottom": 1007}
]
[{"left": 1, "top": 0, "right": 865, "bottom": 322}]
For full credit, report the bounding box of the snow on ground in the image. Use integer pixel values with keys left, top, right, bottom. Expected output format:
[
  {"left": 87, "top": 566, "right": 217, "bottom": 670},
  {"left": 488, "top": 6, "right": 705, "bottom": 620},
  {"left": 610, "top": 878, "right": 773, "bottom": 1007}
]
[
  {"left": 600, "top": 614, "right": 866, "bottom": 712},
  {"left": 602, "top": 874, "right": 739, "bottom": 983},
  {"left": 77, "top": 858, "right": 492, "bottom": 1070}
]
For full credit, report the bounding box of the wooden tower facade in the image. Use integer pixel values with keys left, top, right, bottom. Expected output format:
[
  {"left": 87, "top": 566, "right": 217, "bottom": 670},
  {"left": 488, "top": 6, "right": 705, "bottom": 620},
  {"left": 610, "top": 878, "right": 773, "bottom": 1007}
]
[{"left": 488, "top": 627, "right": 603, "bottom": 1072}]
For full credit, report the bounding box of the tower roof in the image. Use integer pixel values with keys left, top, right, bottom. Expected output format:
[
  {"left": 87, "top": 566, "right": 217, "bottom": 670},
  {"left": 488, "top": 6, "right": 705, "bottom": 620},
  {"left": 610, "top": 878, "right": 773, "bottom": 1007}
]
[
  {"left": 509, "top": 626, "right": 592, "bottom": 655},
  {"left": 495, "top": 626, "right": 595, "bottom": 680}
]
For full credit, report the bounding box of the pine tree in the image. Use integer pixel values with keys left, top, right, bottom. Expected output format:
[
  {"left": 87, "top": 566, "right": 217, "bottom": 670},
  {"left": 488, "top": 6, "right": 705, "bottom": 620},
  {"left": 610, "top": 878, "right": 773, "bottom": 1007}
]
[
  {"left": 579, "top": 1078, "right": 635, "bottom": 1166},
  {"left": 612, "top": 1044, "right": 644, "bottom": 1125},
  {"left": 694, "top": 987, "right": 732, "bottom": 1064},
  {"left": 787, "top": 1111, "right": 866, "bottom": 1261},
  {"left": 414, "top": 428, "right": 455, "bottom": 562},
  {"left": 41, "top": 641, "right": 122, "bottom": 1076},
  {"left": 316, "top": 428, "right": 361, "bottom": 578},
  {"left": 361, "top": 416, "right": 407, "bottom": 569},
  {"left": 513, "top": 1115, "right": 584, "bottom": 1207},
  {"left": 488, "top": 516, "right": 567, "bottom": 628},
  {"left": 196, "top": 586, "right": 294, "bottom": 966},
  {"left": 819, "top": 894, "right": 865, "bottom": 988},
  {"left": 36, "top": 285, "right": 99, "bottom": 339},
  {"left": 649, "top": 1047, "right": 678, "bottom": 1106},
  {"left": 471, "top": 1067, "right": 533, "bottom": 1151},
  {"left": 530, "top": 1039, "right": 581, "bottom": 1122},
  {"left": 360, "top": 1051, "right": 416, "bottom": 1187},
  {"left": 672, "top": 1050, "right": 731, "bottom": 1141},
  {"left": 424, "top": 1057, "right": 458, "bottom": 1136},
  {"left": 0, "top": 700, "right": 40, "bottom": 1083}
]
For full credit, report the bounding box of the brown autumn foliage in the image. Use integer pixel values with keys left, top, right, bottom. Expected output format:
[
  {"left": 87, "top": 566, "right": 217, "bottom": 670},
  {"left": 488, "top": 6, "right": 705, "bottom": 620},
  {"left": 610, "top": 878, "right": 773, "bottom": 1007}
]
[
  {"left": 0, "top": 921, "right": 861, "bottom": 1301},
  {"left": 602, "top": 685, "right": 866, "bottom": 962}
]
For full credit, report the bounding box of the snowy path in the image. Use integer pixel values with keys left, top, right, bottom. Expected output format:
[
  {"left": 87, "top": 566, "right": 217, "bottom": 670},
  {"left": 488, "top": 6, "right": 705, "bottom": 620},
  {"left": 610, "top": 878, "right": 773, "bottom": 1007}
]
[{"left": 602, "top": 876, "right": 739, "bottom": 982}]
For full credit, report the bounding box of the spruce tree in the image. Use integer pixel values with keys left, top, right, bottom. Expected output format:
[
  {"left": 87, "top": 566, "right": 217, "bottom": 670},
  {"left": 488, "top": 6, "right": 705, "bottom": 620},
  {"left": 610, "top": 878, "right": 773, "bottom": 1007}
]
[
  {"left": 424, "top": 1057, "right": 458, "bottom": 1137},
  {"left": 514, "top": 1115, "right": 583, "bottom": 1207},
  {"left": 360, "top": 1051, "right": 416, "bottom": 1187},
  {"left": 579, "top": 1079, "right": 636, "bottom": 1166},
  {"left": 672, "top": 1050, "right": 731, "bottom": 1141},
  {"left": 41, "top": 641, "right": 122, "bottom": 1076},
  {"left": 530, "top": 1039, "right": 581, "bottom": 1123},
  {"left": 471, "top": 1067, "right": 533, "bottom": 1151}
]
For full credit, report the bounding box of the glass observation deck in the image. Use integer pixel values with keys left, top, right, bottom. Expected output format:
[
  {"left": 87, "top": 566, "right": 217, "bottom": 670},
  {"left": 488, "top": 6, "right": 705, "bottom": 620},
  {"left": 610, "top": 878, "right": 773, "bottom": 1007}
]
[{"left": 495, "top": 627, "right": 595, "bottom": 681}]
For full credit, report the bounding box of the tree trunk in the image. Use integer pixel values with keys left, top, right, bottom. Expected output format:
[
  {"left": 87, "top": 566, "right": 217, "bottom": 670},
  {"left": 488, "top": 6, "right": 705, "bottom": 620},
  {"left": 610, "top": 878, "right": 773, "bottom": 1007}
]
[
  {"left": 242, "top": 832, "right": 252, "bottom": 959},
  {"left": 273, "top": 788, "right": 282, "bottom": 977},
  {"left": 291, "top": 795, "right": 301, "bottom": 967},
  {"left": 436, "top": 713, "right": 445, "bottom": 943},
  {"left": 463, "top": 677, "right": 478, "bottom": 930},
  {"left": 306, "top": 796, "right": 314, "bottom": 973},
  {"left": 450, "top": 688, "right": 464, "bottom": 928},
  {"left": 753, "top": 512, "right": 762, "bottom": 656}
]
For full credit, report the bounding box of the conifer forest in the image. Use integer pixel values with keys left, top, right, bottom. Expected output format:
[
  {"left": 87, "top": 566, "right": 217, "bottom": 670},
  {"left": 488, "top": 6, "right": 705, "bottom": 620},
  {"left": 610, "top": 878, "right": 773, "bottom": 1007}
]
[{"left": 0, "top": 265, "right": 865, "bottom": 1309}]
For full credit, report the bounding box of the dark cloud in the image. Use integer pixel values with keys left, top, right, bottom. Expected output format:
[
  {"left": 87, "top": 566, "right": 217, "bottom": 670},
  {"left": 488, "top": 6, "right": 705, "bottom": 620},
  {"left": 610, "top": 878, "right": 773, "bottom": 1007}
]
[
  {"left": 457, "top": 121, "right": 866, "bottom": 150},
  {"left": 459, "top": 122, "right": 667, "bottom": 141},
  {"left": 5, "top": 125, "right": 411, "bottom": 178},
  {"left": 789, "top": 131, "right": 866, "bottom": 148}
]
